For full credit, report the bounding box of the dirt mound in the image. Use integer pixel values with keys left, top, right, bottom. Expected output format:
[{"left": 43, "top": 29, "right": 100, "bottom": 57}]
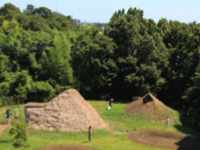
[
  {"left": 124, "top": 92, "right": 176, "bottom": 123},
  {"left": 128, "top": 130, "right": 200, "bottom": 150},
  {"left": 25, "top": 89, "right": 106, "bottom": 131},
  {"left": 35, "top": 146, "right": 98, "bottom": 150}
]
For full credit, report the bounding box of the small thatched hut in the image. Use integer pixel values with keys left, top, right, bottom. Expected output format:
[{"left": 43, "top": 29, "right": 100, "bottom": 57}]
[{"left": 125, "top": 92, "right": 177, "bottom": 123}]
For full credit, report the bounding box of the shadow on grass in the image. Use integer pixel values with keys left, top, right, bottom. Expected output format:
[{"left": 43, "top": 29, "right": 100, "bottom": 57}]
[
  {"left": 0, "top": 139, "right": 12, "bottom": 144},
  {"left": 176, "top": 136, "right": 200, "bottom": 150},
  {"left": 174, "top": 114, "right": 200, "bottom": 137},
  {"left": 82, "top": 140, "right": 89, "bottom": 143},
  {"left": 174, "top": 125, "right": 200, "bottom": 137},
  {"left": 174, "top": 114, "right": 200, "bottom": 150}
]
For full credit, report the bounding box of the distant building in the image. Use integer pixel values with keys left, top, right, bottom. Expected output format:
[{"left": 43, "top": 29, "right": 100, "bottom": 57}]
[
  {"left": 73, "top": 19, "right": 106, "bottom": 28},
  {"left": 73, "top": 19, "right": 85, "bottom": 25},
  {"left": 101, "top": 26, "right": 105, "bottom": 31},
  {"left": 73, "top": 19, "right": 81, "bottom": 24}
]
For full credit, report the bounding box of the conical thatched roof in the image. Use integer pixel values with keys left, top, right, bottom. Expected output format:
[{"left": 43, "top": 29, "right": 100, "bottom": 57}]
[
  {"left": 124, "top": 93, "right": 176, "bottom": 123},
  {"left": 25, "top": 89, "right": 106, "bottom": 131}
]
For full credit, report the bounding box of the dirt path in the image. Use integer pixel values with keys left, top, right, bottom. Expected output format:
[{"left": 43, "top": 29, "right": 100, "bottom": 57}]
[
  {"left": 106, "top": 123, "right": 127, "bottom": 135},
  {"left": 0, "top": 124, "right": 10, "bottom": 137},
  {"left": 127, "top": 130, "right": 200, "bottom": 150}
]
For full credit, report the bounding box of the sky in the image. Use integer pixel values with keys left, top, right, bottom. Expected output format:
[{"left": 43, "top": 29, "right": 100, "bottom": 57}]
[{"left": 1, "top": 0, "right": 200, "bottom": 23}]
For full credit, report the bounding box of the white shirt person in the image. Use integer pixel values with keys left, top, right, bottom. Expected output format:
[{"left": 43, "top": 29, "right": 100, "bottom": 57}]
[{"left": 166, "top": 117, "right": 169, "bottom": 129}]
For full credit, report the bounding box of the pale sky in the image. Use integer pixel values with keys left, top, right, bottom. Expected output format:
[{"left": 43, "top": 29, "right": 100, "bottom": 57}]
[{"left": 1, "top": 0, "right": 200, "bottom": 23}]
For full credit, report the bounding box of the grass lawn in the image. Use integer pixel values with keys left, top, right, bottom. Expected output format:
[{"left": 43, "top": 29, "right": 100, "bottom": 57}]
[{"left": 0, "top": 101, "right": 199, "bottom": 150}]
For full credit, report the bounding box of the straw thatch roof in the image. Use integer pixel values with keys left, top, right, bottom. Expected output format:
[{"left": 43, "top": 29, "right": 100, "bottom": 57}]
[
  {"left": 25, "top": 89, "right": 106, "bottom": 131},
  {"left": 125, "top": 92, "right": 177, "bottom": 123}
]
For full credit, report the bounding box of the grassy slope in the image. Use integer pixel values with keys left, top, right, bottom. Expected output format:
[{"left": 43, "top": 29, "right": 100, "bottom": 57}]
[{"left": 0, "top": 101, "right": 199, "bottom": 150}]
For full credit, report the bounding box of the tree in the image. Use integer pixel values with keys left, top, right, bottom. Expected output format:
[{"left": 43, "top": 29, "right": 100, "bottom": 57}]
[
  {"left": 105, "top": 8, "right": 168, "bottom": 98},
  {"left": 32, "top": 7, "right": 52, "bottom": 19},
  {"left": 185, "top": 63, "right": 200, "bottom": 128},
  {"left": 158, "top": 20, "right": 200, "bottom": 109},
  {"left": 0, "top": 3, "right": 21, "bottom": 20},
  {"left": 0, "top": 3, "right": 20, "bottom": 16},
  {"left": 0, "top": 54, "right": 13, "bottom": 98},
  {"left": 37, "top": 29, "right": 73, "bottom": 93},
  {"left": 15, "top": 84, "right": 27, "bottom": 104},
  {"left": 71, "top": 25, "right": 117, "bottom": 98},
  {"left": 24, "top": 4, "right": 34, "bottom": 12}
]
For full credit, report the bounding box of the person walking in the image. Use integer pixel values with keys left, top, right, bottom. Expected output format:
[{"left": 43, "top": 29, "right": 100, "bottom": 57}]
[
  {"left": 166, "top": 117, "right": 170, "bottom": 129},
  {"left": 88, "top": 126, "right": 92, "bottom": 142}
]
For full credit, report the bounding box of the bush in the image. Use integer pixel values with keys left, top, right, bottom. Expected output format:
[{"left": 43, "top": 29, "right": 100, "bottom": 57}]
[{"left": 9, "top": 117, "right": 29, "bottom": 148}]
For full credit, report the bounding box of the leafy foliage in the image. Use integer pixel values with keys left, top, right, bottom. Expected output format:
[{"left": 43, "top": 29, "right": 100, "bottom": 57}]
[
  {"left": 71, "top": 25, "right": 117, "bottom": 98},
  {"left": 105, "top": 8, "right": 168, "bottom": 98},
  {"left": 9, "top": 117, "right": 29, "bottom": 148}
]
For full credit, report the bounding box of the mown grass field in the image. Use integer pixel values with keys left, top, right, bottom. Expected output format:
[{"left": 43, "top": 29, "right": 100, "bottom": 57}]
[{"left": 0, "top": 101, "right": 199, "bottom": 150}]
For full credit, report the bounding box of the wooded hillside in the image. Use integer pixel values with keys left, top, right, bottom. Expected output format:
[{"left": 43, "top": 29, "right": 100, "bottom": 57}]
[{"left": 0, "top": 3, "right": 199, "bottom": 128}]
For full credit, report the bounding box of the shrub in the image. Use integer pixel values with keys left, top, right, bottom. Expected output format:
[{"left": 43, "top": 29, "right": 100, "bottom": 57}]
[{"left": 9, "top": 117, "right": 29, "bottom": 148}]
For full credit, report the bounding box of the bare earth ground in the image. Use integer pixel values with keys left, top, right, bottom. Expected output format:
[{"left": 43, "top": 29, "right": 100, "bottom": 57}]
[
  {"left": 127, "top": 130, "right": 200, "bottom": 150},
  {"left": 0, "top": 125, "right": 11, "bottom": 140},
  {"left": 0, "top": 125, "right": 9, "bottom": 137},
  {"left": 34, "top": 146, "right": 98, "bottom": 150},
  {"left": 107, "top": 122, "right": 127, "bottom": 135},
  {"left": 0, "top": 120, "right": 11, "bottom": 137}
]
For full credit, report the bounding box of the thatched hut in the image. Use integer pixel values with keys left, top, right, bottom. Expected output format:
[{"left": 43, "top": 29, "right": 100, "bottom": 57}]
[{"left": 25, "top": 89, "right": 106, "bottom": 131}]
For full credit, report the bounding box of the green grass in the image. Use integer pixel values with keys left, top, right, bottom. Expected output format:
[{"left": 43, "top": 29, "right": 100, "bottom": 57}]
[
  {"left": 91, "top": 101, "right": 177, "bottom": 132},
  {"left": 0, "top": 128, "right": 169, "bottom": 150},
  {"left": 0, "top": 101, "right": 199, "bottom": 150}
]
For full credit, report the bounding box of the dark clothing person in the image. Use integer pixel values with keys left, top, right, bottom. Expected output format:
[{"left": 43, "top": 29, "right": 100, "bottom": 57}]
[
  {"left": 5, "top": 110, "right": 10, "bottom": 124},
  {"left": 109, "top": 101, "right": 112, "bottom": 107},
  {"left": 88, "top": 126, "right": 92, "bottom": 142},
  {"left": 109, "top": 98, "right": 114, "bottom": 107}
]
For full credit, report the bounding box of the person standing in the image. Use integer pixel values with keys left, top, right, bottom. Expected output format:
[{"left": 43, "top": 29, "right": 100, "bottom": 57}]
[
  {"left": 109, "top": 98, "right": 114, "bottom": 108},
  {"left": 166, "top": 117, "right": 170, "bottom": 129},
  {"left": 5, "top": 110, "right": 10, "bottom": 124},
  {"left": 88, "top": 126, "right": 92, "bottom": 142},
  {"left": 15, "top": 109, "right": 19, "bottom": 122},
  {"left": 109, "top": 101, "right": 112, "bottom": 108}
]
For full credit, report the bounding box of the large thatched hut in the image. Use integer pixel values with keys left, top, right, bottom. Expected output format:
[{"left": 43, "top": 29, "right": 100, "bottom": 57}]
[{"left": 25, "top": 89, "right": 106, "bottom": 131}]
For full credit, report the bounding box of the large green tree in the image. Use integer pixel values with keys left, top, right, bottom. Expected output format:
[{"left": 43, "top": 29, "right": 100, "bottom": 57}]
[
  {"left": 158, "top": 20, "right": 200, "bottom": 110},
  {"left": 105, "top": 8, "right": 169, "bottom": 98},
  {"left": 71, "top": 25, "right": 117, "bottom": 98},
  {"left": 185, "top": 63, "right": 200, "bottom": 128}
]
